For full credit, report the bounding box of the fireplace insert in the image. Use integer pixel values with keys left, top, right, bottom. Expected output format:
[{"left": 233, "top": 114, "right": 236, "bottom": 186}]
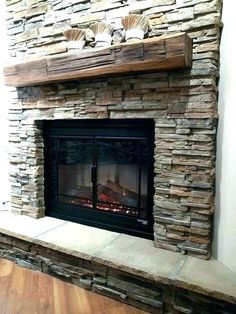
[{"left": 44, "top": 119, "right": 154, "bottom": 239}]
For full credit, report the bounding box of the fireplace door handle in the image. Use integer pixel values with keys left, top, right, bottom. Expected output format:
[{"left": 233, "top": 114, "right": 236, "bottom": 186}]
[{"left": 91, "top": 164, "right": 97, "bottom": 184}]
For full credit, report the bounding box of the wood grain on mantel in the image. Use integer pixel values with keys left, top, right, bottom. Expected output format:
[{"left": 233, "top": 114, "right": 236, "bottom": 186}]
[{"left": 3, "top": 33, "right": 192, "bottom": 87}]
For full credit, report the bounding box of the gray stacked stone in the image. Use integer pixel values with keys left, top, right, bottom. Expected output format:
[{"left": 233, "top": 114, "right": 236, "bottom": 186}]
[
  {"left": 0, "top": 233, "right": 235, "bottom": 313},
  {"left": 5, "top": 0, "right": 222, "bottom": 259}
]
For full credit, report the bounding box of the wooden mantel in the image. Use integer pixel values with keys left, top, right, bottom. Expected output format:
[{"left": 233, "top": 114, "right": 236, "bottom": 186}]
[{"left": 3, "top": 33, "right": 192, "bottom": 87}]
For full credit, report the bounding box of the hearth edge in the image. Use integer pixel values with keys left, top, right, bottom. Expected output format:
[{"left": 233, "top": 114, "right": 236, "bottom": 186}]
[{"left": 0, "top": 209, "right": 235, "bottom": 308}]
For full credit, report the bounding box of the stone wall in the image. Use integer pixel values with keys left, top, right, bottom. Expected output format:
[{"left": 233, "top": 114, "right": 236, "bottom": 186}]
[
  {"left": 5, "top": 0, "right": 222, "bottom": 259},
  {"left": 6, "top": 0, "right": 222, "bottom": 61},
  {"left": 0, "top": 232, "right": 235, "bottom": 313}
]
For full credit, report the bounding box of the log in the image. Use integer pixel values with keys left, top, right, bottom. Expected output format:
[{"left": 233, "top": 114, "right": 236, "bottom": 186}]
[{"left": 3, "top": 33, "right": 192, "bottom": 87}]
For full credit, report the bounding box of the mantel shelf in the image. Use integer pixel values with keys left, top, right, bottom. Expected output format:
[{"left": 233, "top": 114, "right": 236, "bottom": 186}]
[{"left": 3, "top": 33, "right": 192, "bottom": 87}]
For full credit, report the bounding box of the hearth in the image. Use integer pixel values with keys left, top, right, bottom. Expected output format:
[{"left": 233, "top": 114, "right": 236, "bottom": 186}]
[{"left": 44, "top": 119, "right": 154, "bottom": 239}]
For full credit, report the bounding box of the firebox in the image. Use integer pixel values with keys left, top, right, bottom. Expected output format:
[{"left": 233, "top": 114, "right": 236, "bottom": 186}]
[{"left": 44, "top": 119, "right": 154, "bottom": 239}]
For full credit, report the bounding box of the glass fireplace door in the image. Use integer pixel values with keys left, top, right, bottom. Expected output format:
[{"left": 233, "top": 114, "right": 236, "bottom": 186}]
[
  {"left": 44, "top": 119, "right": 154, "bottom": 239},
  {"left": 57, "top": 138, "right": 94, "bottom": 209},
  {"left": 97, "top": 138, "right": 148, "bottom": 218}
]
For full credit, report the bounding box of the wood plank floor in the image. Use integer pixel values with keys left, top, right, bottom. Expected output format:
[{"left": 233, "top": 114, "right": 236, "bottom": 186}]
[{"left": 0, "top": 258, "right": 148, "bottom": 314}]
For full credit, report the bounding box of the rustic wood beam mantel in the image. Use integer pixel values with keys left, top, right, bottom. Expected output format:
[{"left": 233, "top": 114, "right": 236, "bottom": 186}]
[{"left": 3, "top": 33, "right": 192, "bottom": 87}]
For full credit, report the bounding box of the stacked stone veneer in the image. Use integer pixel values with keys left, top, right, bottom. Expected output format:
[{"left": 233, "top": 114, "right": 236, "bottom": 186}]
[
  {"left": 6, "top": 0, "right": 222, "bottom": 259},
  {"left": 0, "top": 233, "right": 235, "bottom": 313}
]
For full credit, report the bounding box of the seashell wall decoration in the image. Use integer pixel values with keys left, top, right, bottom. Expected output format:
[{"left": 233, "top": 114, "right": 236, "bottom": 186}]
[
  {"left": 63, "top": 29, "right": 86, "bottom": 50},
  {"left": 121, "top": 14, "right": 149, "bottom": 42},
  {"left": 62, "top": 15, "right": 151, "bottom": 53},
  {"left": 90, "top": 22, "right": 113, "bottom": 48}
]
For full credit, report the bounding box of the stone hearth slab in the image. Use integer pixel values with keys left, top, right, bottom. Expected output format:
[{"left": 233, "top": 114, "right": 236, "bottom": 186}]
[
  {"left": 35, "top": 220, "right": 121, "bottom": 260},
  {"left": 175, "top": 256, "right": 236, "bottom": 304},
  {"left": 0, "top": 213, "right": 66, "bottom": 240},
  {"left": 93, "top": 234, "right": 185, "bottom": 285},
  {"left": 0, "top": 210, "right": 235, "bottom": 305},
  {"left": 0, "top": 209, "right": 16, "bottom": 222}
]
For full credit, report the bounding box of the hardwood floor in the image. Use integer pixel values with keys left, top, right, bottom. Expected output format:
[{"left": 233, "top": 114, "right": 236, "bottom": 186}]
[{"left": 0, "top": 258, "right": 148, "bottom": 314}]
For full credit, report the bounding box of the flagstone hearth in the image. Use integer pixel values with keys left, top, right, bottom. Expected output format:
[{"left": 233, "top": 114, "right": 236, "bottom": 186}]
[{"left": 0, "top": 208, "right": 235, "bottom": 313}]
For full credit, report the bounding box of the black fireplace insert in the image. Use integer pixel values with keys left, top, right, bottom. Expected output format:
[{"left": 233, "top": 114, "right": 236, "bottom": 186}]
[{"left": 44, "top": 119, "right": 154, "bottom": 239}]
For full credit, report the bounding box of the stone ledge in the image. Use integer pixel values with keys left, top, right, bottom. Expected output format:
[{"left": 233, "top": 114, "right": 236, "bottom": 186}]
[{"left": 0, "top": 209, "right": 235, "bottom": 307}]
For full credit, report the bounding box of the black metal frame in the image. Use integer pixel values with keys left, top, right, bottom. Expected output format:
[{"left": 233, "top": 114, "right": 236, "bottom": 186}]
[{"left": 44, "top": 119, "right": 154, "bottom": 239}]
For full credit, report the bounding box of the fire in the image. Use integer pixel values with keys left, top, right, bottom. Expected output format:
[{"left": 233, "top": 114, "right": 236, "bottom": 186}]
[
  {"left": 60, "top": 193, "right": 138, "bottom": 217},
  {"left": 99, "top": 193, "right": 111, "bottom": 202}
]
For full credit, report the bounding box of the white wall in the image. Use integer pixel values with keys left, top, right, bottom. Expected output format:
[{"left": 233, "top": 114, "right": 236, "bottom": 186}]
[{"left": 213, "top": 0, "right": 236, "bottom": 273}]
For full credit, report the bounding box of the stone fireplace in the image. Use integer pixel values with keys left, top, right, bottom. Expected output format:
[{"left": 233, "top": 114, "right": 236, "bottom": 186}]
[{"left": 4, "top": 0, "right": 222, "bottom": 260}]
